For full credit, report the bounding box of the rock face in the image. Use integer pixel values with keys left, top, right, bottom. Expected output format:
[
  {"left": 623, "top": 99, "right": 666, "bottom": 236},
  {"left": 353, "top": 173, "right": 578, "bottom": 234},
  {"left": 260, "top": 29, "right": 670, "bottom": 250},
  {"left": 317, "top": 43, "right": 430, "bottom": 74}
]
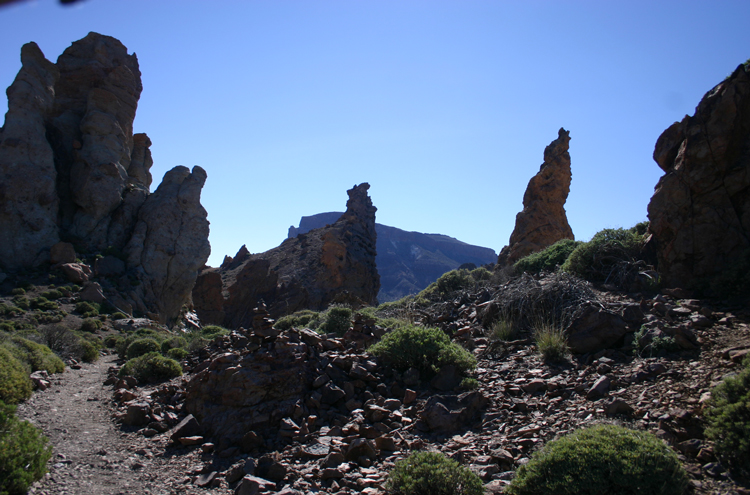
[
  {"left": 647, "top": 63, "right": 750, "bottom": 292},
  {"left": 497, "top": 128, "right": 574, "bottom": 266},
  {"left": 0, "top": 33, "right": 210, "bottom": 324},
  {"left": 288, "top": 213, "right": 497, "bottom": 302},
  {"left": 193, "top": 184, "right": 378, "bottom": 326}
]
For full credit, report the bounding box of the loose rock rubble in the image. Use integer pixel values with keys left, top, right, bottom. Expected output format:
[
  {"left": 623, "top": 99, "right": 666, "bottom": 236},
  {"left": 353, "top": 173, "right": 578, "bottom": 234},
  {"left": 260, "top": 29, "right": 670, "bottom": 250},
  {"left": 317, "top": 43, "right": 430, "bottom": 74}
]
[{"left": 103, "top": 283, "right": 750, "bottom": 494}]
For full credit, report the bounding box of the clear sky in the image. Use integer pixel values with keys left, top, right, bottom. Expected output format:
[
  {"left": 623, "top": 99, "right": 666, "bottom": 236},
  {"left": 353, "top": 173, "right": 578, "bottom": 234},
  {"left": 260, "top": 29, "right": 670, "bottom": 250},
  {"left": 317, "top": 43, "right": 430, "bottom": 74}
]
[{"left": 1, "top": 1, "right": 749, "bottom": 267}]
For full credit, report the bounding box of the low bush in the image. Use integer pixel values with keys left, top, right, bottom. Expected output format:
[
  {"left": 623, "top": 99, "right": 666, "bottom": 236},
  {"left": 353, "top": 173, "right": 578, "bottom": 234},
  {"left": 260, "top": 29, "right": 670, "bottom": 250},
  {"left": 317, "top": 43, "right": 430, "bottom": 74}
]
[
  {"left": 119, "top": 352, "right": 182, "bottom": 383},
  {"left": 11, "top": 295, "right": 29, "bottom": 310},
  {"left": 561, "top": 227, "right": 646, "bottom": 284},
  {"left": 30, "top": 296, "right": 58, "bottom": 311},
  {"left": 418, "top": 269, "right": 474, "bottom": 302},
  {"left": 632, "top": 327, "right": 677, "bottom": 358},
  {"left": 318, "top": 306, "right": 353, "bottom": 335},
  {"left": 533, "top": 320, "right": 569, "bottom": 363},
  {"left": 490, "top": 319, "right": 515, "bottom": 341},
  {"left": 5, "top": 337, "right": 65, "bottom": 374},
  {"left": 104, "top": 335, "right": 120, "bottom": 349},
  {"left": 80, "top": 318, "right": 102, "bottom": 333},
  {"left": 74, "top": 301, "right": 99, "bottom": 318},
  {"left": 78, "top": 339, "right": 100, "bottom": 363},
  {"left": 514, "top": 239, "right": 581, "bottom": 275},
  {"left": 10, "top": 288, "right": 25, "bottom": 296},
  {"left": 160, "top": 336, "right": 187, "bottom": 355},
  {"left": 705, "top": 358, "right": 750, "bottom": 476},
  {"left": 0, "top": 303, "right": 24, "bottom": 317},
  {"left": 0, "top": 347, "right": 32, "bottom": 404},
  {"left": 40, "top": 289, "right": 63, "bottom": 300},
  {"left": 110, "top": 312, "right": 127, "bottom": 320},
  {"left": 167, "top": 347, "right": 189, "bottom": 361},
  {"left": 125, "top": 338, "right": 161, "bottom": 360},
  {"left": 385, "top": 451, "right": 483, "bottom": 495},
  {"left": 37, "top": 324, "right": 83, "bottom": 360},
  {"left": 0, "top": 400, "right": 52, "bottom": 495},
  {"left": 201, "top": 325, "right": 229, "bottom": 339},
  {"left": 274, "top": 309, "right": 321, "bottom": 331},
  {"left": 505, "top": 424, "right": 689, "bottom": 495},
  {"left": 368, "top": 324, "right": 476, "bottom": 378}
]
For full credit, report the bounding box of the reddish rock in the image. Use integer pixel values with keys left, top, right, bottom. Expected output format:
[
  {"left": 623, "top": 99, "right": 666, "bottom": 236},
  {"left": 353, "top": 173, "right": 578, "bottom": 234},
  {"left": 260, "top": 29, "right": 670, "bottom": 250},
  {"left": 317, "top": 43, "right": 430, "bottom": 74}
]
[
  {"left": 50, "top": 242, "right": 76, "bottom": 265},
  {"left": 498, "top": 128, "right": 574, "bottom": 266},
  {"left": 647, "top": 63, "right": 750, "bottom": 293}
]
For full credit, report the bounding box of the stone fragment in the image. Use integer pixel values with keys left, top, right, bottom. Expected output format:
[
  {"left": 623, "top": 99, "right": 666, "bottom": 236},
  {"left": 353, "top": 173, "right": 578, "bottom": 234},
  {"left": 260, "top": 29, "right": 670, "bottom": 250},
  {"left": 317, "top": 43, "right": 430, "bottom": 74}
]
[
  {"left": 61, "top": 263, "right": 91, "bottom": 283},
  {"left": 430, "top": 365, "right": 461, "bottom": 391},
  {"left": 497, "top": 128, "right": 574, "bottom": 266},
  {"left": 345, "top": 438, "right": 377, "bottom": 462},
  {"left": 123, "top": 401, "right": 150, "bottom": 426},
  {"left": 78, "top": 282, "right": 105, "bottom": 304},
  {"left": 586, "top": 375, "right": 611, "bottom": 400},
  {"left": 170, "top": 414, "right": 201, "bottom": 441},
  {"left": 234, "top": 475, "right": 276, "bottom": 495},
  {"left": 566, "top": 304, "right": 629, "bottom": 354},
  {"left": 419, "top": 391, "right": 488, "bottom": 432}
]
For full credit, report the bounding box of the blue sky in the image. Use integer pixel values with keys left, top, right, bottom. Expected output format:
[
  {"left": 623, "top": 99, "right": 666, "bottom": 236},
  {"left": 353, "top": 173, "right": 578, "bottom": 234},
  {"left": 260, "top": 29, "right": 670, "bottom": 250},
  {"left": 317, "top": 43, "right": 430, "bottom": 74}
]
[{"left": 1, "top": 1, "right": 749, "bottom": 267}]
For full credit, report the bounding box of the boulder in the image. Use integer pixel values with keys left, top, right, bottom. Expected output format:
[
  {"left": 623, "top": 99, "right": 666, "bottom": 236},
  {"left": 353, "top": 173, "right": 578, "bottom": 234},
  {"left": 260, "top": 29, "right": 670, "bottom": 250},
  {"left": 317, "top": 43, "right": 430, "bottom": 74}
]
[
  {"left": 566, "top": 303, "right": 629, "bottom": 354},
  {"left": 50, "top": 242, "right": 77, "bottom": 265},
  {"left": 647, "top": 63, "right": 750, "bottom": 293},
  {"left": 418, "top": 391, "right": 488, "bottom": 432},
  {"left": 498, "top": 128, "right": 574, "bottom": 266}
]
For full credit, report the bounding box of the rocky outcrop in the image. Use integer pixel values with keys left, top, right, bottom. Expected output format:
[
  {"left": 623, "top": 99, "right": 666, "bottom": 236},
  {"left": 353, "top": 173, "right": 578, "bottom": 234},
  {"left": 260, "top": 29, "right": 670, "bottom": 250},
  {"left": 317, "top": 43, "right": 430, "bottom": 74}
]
[
  {"left": 647, "top": 63, "right": 750, "bottom": 293},
  {"left": 288, "top": 213, "right": 497, "bottom": 302},
  {"left": 497, "top": 128, "right": 574, "bottom": 266},
  {"left": 0, "top": 33, "right": 210, "bottom": 324},
  {"left": 0, "top": 42, "right": 61, "bottom": 269},
  {"left": 194, "top": 184, "right": 378, "bottom": 326}
]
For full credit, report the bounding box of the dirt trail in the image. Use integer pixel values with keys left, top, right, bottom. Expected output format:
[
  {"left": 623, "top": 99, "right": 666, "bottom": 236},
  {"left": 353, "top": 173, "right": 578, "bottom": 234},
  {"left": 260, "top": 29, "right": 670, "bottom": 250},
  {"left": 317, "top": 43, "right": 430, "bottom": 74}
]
[{"left": 16, "top": 354, "right": 223, "bottom": 495}]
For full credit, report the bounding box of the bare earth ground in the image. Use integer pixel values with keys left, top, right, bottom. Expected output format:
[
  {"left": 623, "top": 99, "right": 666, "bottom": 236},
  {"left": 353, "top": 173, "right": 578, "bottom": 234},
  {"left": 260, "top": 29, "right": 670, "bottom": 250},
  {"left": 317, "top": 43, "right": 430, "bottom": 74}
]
[{"left": 16, "top": 353, "right": 227, "bottom": 495}]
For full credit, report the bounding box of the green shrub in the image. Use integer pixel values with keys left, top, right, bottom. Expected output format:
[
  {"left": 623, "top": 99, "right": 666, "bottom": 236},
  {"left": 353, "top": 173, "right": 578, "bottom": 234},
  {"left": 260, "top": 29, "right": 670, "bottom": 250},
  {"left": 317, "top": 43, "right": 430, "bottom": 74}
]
[
  {"left": 505, "top": 424, "right": 689, "bottom": 495},
  {"left": 78, "top": 339, "right": 100, "bottom": 363},
  {"left": 418, "top": 269, "right": 474, "bottom": 302},
  {"left": 10, "top": 288, "right": 25, "bottom": 296},
  {"left": 368, "top": 324, "right": 476, "bottom": 377},
  {"left": 126, "top": 338, "right": 161, "bottom": 360},
  {"left": 74, "top": 301, "right": 99, "bottom": 318},
  {"left": 167, "top": 347, "right": 189, "bottom": 361},
  {"left": 36, "top": 324, "right": 83, "bottom": 361},
  {"left": 11, "top": 295, "right": 29, "bottom": 310},
  {"left": 110, "top": 312, "right": 127, "bottom": 320},
  {"left": 469, "top": 266, "right": 492, "bottom": 282},
  {"left": 6, "top": 337, "right": 65, "bottom": 374},
  {"left": 201, "top": 325, "right": 229, "bottom": 339},
  {"left": 0, "top": 322, "right": 13, "bottom": 333},
  {"left": 459, "top": 377, "right": 479, "bottom": 391},
  {"left": 533, "top": 321, "right": 569, "bottom": 363},
  {"left": 705, "top": 358, "right": 750, "bottom": 475},
  {"left": 0, "top": 347, "right": 32, "bottom": 404},
  {"left": 385, "top": 451, "right": 483, "bottom": 495},
  {"left": 632, "top": 327, "right": 677, "bottom": 358},
  {"left": 40, "top": 289, "right": 63, "bottom": 300},
  {"left": 119, "top": 352, "right": 182, "bottom": 383},
  {"left": 29, "top": 297, "right": 58, "bottom": 311},
  {"left": 104, "top": 335, "right": 121, "bottom": 349},
  {"left": 514, "top": 239, "right": 581, "bottom": 275},
  {"left": 275, "top": 310, "right": 322, "bottom": 330},
  {"left": 0, "top": 303, "right": 24, "bottom": 317},
  {"left": 80, "top": 318, "right": 102, "bottom": 333},
  {"left": 318, "top": 306, "right": 353, "bottom": 335},
  {"left": 161, "top": 336, "right": 187, "bottom": 355},
  {"left": 0, "top": 400, "right": 52, "bottom": 495},
  {"left": 561, "top": 227, "right": 645, "bottom": 283}
]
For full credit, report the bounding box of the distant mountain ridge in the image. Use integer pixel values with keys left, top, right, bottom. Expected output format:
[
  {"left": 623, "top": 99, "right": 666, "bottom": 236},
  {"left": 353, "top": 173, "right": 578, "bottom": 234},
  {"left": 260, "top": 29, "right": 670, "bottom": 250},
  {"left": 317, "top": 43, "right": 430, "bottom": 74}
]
[{"left": 289, "top": 213, "right": 497, "bottom": 302}]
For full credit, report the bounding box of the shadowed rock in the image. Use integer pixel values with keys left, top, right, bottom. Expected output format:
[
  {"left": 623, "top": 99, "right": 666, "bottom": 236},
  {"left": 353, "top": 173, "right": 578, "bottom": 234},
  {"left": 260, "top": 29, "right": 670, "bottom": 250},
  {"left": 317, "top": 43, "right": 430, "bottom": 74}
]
[{"left": 647, "top": 63, "right": 750, "bottom": 293}]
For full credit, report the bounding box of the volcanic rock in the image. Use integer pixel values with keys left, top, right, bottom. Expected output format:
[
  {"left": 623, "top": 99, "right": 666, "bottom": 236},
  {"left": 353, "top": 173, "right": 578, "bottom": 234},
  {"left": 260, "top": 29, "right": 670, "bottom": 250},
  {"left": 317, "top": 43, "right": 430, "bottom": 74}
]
[
  {"left": 647, "top": 63, "right": 750, "bottom": 293},
  {"left": 497, "top": 128, "right": 574, "bottom": 266},
  {"left": 0, "top": 33, "right": 210, "bottom": 325},
  {"left": 193, "top": 183, "right": 378, "bottom": 325},
  {"left": 289, "top": 212, "right": 497, "bottom": 302}
]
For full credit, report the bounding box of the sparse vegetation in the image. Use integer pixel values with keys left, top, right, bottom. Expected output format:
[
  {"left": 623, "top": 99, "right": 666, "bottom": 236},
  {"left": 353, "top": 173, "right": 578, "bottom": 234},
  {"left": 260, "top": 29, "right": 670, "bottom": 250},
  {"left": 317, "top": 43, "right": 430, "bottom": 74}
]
[
  {"left": 74, "top": 301, "right": 99, "bottom": 318},
  {"left": 3, "top": 336, "right": 65, "bottom": 374},
  {"left": 0, "top": 400, "right": 52, "bottom": 495},
  {"left": 490, "top": 318, "right": 515, "bottom": 341},
  {"left": 125, "top": 338, "right": 161, "bottom": 360},
  {"left": 317, "top": 305, "right": 353, "bottom": 335},
  {"left": 505, "top": 424, "right": 689, "bottom": 495},
  {"left": 368, "top": 324, "right": 476, "bottom": 378},
  {"left": 119, "top": 352, "right": 182, "bottom": 383},
  {"left": 561, "top": 225, "right": 647, "bottom": 285},
  {"left": 0, "top": 347, "right": 32, "bottom": 404},
  {"left": 705, "top": 357, "right": 750, "bottom": 476},
  {"left": 532, "top": 320, "right": 569, "bottom": 363},
  {"left": 80, "top": 318, "right": 102, "bottom": 333},
  {"left": 385, "top": 451, "right": 483, "bottom": 495},
  {"left": 633, "top": 327, "right": 677, "bottom": 357},
  {"left": 514, "top": 239, "right": 581, "bottom": 275}
]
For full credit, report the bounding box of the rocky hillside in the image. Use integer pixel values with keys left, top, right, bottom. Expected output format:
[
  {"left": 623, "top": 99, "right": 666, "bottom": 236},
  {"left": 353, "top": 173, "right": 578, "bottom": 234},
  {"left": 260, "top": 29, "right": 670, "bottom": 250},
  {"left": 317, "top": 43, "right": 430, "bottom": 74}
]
[
  {"left": 192, "top": 183, "right": 379, "bottom": 327},
  {"left": 0, "top": 32, "right": 210, "bottom": 326},
  {"left": 289, "top": 213, "right": 497, "bottom": 302}
]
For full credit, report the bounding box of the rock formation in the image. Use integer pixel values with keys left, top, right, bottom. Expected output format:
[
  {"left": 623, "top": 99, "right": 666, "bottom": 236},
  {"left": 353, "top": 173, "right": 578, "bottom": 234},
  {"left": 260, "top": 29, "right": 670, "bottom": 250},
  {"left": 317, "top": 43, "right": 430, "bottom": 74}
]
[
  {"left": 647, "top": 63, "right": 750, "bottom": 293},
  {"left": 497, "top": 128, "right": 574, "bottom": 266},
  {"left": 193, "top": 184, "right": 378, "bottom": 326},
  {"left": 288, "top": 213, "right": 497, "bottom": 302},
  {"left": 0, "top": 33, "right": 210, "bottom": 324}
]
